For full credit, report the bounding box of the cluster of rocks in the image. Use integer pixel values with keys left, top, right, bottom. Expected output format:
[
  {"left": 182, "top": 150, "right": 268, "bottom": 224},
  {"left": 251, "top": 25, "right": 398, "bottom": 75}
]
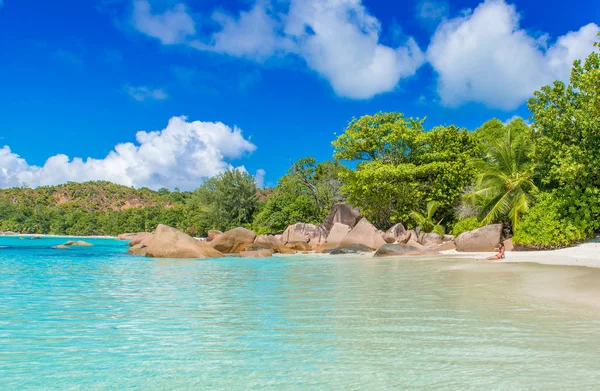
[
  {"left": 52, "top": 240, "right": 94, "bottom": 249},
  {"left": 120, "top": 203, "right": 508, "bottom": 259}
]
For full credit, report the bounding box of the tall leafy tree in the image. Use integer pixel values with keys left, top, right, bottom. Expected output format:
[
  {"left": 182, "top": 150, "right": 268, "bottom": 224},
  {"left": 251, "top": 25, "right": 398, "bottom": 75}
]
[
  {"left": 333, "top": 112, "right": 477, "bottom": 228},
  {"left": 253, "top": 157, "right": 346, "bottom": 234},
  {"left": 528, "top": 33, "right": 600, "bottom": 192},
  {"left": 464, "top": 127, "right": 537, "bottom": 231},
  {"left": 191, "top": 169, "right": 258, "bottom": 232}
]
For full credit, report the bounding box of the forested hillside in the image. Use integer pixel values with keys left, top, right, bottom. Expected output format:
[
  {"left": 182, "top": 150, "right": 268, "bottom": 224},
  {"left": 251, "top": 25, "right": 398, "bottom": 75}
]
[{"left": 0, "top": 181, "right": 184, "bottom": 211}]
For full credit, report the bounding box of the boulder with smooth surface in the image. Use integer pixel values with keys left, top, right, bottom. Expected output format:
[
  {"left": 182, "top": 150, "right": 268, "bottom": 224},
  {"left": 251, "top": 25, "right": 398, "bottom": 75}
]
[
  {"left": 407, "top": 230, "right": 419, "bottom": 243},
  {"left": 339, "top": 218, "right": 386, "bottom": 250},
  {"left": 210, "top": 227, "right": 257, "bottom": 253},
  {"left": 281, "top": 223, "right": 328, "bottom": 250},
  {"left": 420, "top": 233, "right": 443, "bottom": 247},
  {"left": 374, "top": 243, "right": 438, "bottom": 257},
  {"left": 128, "top": 232, "right": 153, "bottom": 247},
  {"left": 327, "top": 244, "right": 373, "bottom": 254},
  {"left": 52, "top": 245, "right": 69, "bottom": 249},
  {"left": 253, "top": 235, "right": 287, "bottom": 253},
  {"left": 455, "top": 224, "right": 503, "bottom": 252},
  {"left": 323, "top": 223, "right": 351, "bottom": 249},
  {"left": 145, "top": 224, "right": 224, "bottom": 258},
  {"left": 285, "top": 241, "right": 312, "bottom": 251},
  {"left": 207, "top": 230, "right": 222, "bottom": 241},
  {"left": 127, "top": 243, "right": 148, "bottom": 256},
  {"left": 323, "top": 203, "right": 362, "bottom": 230},
  {"left": 443, "top": 234, "right": 455, "bottom": 242},
  {"left": 382, "top": 223, "right": 410, "bottom": 243},
  {"left": 67, "top": 240, "right": 93, "bottom": 247},
  {"left": 117, "top": 233, "right": 138, "bottom": 241}
]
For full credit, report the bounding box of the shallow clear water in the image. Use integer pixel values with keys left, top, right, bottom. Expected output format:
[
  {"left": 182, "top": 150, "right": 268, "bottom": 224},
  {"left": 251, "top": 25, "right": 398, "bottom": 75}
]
[{"left": 2, "top": 237, "right": 600, "bottom": 390}]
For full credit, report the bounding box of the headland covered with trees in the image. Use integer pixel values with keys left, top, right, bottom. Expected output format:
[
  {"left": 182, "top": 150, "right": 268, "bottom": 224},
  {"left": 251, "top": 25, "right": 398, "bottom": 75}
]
[{"left": 1, "top": 35, "right": 599, "bottom": 250}]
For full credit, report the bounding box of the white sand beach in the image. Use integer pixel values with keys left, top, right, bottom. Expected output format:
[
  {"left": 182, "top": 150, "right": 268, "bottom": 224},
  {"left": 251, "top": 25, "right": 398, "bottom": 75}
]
[{"left": 442, "top": 241, "right": 600, "bottom": 268}]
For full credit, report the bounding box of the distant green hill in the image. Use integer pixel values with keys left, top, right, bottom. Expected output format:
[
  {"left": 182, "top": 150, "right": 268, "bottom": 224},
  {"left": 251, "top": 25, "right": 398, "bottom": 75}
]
[{"left": 0, "top": 181, "right": 187, "bottom": 212}]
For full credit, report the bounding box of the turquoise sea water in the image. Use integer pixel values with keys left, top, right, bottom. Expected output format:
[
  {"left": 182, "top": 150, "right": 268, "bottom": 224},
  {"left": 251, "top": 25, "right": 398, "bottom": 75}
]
[{"left": 2, "top": 237, "right": 600, "bottom": 390}]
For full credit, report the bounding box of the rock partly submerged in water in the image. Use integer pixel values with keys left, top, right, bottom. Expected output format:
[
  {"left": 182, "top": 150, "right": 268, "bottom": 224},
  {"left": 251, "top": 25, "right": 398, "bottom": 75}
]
[
  {"left": 374, "top": 243, "right": 438, "bottom": 257},
  {"left": 239, "top": 249, "right": 273, "bottom": 258},
  {"left": 281, "top": 223, "right": 328, "bottom": 250},
  {"left": 456, "top": 224, "right": 502, "bottom": 252},
  {"left": 285, "top": 241, "right": 312, "bottom": 251},
  {"left": 63, "top": 240, "right": 94, "bottom": 247},
  {"left": 253, "top": 235, "right": 296, "bottom": 254},
  {"left": 128, "top": 232, "right": 153, "bottom": 247},
  {"left": 127, "top": 243, "right": 148, "bottom": 256},
  {"left": 145, "top": 224, "right": 224, "bottom": 259},
  {"left": 117, "top": 232, "right": 138, "bottom": 241},
  {"left": 326, "top": 244, "right": 373, "bottom": 254},
  {"left": 52, "top": 244, "right": 70, "bottom": 249},
  {"left": 209, "top": 227, "right": 256, "bottom": 254}
]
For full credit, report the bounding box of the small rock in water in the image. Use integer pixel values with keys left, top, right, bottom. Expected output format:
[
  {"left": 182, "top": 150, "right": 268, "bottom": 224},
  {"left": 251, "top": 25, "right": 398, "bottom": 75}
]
[
  {"left": 65, "top": 240, "right": 94, "bottom": 247},
  {"left": 52, "top": 245, "right": 70, "bottom": 249}
]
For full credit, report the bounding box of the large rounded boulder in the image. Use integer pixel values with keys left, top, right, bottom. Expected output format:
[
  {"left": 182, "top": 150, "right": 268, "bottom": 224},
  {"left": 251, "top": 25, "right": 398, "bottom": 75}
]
[
  {"left": 339, "top": 218, "right": 386, "bottom": 250},
  {"left": 323, "top": 223, "right": 352, "bottom": 249},
  {"left": 455, "top": 224, "right": 503, "bottom": 252},
  {"left": 117, "top": 232, "right": 138, "bottom": 241},
  {"left": 281, "top": 223, "right": 328, "bottom": 250},
  {"left": 207, "top": 230, "right": 223, "bottom": 241},
  {"left": 323, "top": 203, "right": 362, "bottom": 230},
  {"left": 374, "top": 243, "right": 437, "bottom": 257},
  {"left": 209, "top": 227, "right": 257, "bottom": 253},
  {"left": 128, "top": 232, "right": 154, "bottom": 247},
  {"left": 327, "top": 244, "right": 373, "bottom": 254},
  {"left": 420, "top": 233, "right": 443, "bottom": 247},
  {"left": 145, "top": 224, "right": 224, "bottom": 258},
  {"left": 382, "top": 223, "right": 410, "bottom": 243},
  {"left": 253, "top": 235, "right": 295, "bottom": 254}
]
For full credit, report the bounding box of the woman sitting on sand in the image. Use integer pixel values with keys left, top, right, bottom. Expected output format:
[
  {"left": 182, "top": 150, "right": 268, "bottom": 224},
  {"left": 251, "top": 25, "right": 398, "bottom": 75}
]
[{"left": 485, "top": 242, "right": 505, "bottom": 260}]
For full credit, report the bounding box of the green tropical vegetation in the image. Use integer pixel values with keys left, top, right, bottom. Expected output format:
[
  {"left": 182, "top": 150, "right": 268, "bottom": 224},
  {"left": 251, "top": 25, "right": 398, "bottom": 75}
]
[
  {"left": 1, "top": 33, "right": 598, "bottom": 249},
  {"left": 410, "top": 201, "right": 445, "bottom": 236}
]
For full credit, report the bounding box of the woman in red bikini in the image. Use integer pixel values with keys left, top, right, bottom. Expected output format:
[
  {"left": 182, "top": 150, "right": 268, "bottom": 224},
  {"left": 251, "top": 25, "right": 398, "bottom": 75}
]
[{"left": 485, "top": 242, "right": 505, "bottom": 260}]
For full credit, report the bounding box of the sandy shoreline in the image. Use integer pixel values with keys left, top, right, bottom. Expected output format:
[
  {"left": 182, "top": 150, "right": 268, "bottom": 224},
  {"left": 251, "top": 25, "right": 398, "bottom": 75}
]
[
  {"left": 3, "top": 234, "right": 599, "bottom": 269},
  {"left": 441, "top": 241, "right": 600, "bottom": 269}
]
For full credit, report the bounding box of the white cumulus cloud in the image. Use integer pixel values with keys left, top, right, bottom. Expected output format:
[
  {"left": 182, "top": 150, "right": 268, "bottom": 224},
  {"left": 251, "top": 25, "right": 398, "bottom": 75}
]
[
  {"left": 132, "top": 0, "right": 425, "bottom": 100},
  {"left": 427, "top": 0, "right": 599, "bottom": 109},
  {"left": 132, "top": 0, "right": 195, "bottom": 45},
  {"left": 193, "top": 1, "right": 285, "bottom": 61},
  {"left": 0, "top": 117, "right": 256, "bottom": 190},
  {"left": 284, "top": 0, "right": 425, "bottom": 99},
  {"left": 126, "top": 85, "right": 168, "bottom": 101}
]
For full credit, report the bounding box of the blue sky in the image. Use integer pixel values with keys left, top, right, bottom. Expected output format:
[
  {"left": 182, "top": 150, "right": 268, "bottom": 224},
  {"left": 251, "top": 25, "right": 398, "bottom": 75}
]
[{"left": 0, "top": 0, "right": 598, "bottom": 190}]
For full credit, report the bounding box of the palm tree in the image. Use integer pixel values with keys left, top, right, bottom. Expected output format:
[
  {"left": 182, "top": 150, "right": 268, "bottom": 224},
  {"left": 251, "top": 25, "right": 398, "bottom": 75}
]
[
  {"left": 464, "top": 129, "right": 537, "bottom": 230},
  {"left": 410, "top": 201, "right": 445, "bottom": 235}
]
